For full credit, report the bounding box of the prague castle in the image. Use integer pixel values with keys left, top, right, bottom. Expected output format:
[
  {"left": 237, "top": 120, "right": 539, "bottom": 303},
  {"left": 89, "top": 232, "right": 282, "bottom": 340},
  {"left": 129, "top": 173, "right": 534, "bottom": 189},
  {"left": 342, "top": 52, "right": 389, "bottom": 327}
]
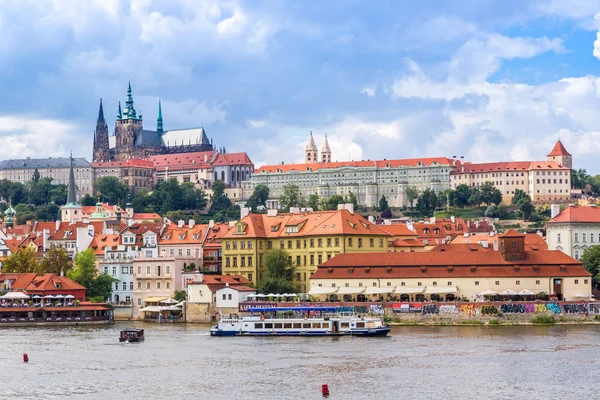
[{"left": 93, "top": 81, "right": 217, "bottom": 162}]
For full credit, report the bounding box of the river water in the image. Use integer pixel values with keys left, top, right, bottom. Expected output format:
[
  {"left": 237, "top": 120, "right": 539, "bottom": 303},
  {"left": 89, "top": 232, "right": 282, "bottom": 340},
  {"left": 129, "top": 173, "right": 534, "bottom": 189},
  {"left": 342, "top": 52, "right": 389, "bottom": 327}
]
[{"left": 0, "top": 322, "right": 598, "bottom": 399}]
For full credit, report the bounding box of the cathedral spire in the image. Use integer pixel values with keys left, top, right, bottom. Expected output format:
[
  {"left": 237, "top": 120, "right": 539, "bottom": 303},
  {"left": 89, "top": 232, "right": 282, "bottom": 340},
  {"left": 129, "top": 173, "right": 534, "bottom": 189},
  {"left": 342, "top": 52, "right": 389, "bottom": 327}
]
[
  {"left": 321, "top": 133, "right": 332, "bottom": 163},
  {"left": 123, "top": 80, "right": 138, "bottom": 119},
  {"left": 66, "top": 155, "right": 78, "bottom": 205},
  {"left": 157, "top": 98, "right": 164, "bottom": 135},
  {"left": 97, "top": 98, "right": 105, "bottom": 122},
  {"left": 93, "top": 98, "right": 110, "bottom": 162},
  {"left": 117, "top": 101, "right": 122, "bottom": 119}
]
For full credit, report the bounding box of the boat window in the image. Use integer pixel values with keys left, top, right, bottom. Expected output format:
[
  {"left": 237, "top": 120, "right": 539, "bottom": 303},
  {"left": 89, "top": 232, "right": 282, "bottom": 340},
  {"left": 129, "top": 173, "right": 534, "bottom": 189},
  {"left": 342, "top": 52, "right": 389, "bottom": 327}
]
[
  {"left": 311, "top": 323, "right": 320, "bottom": 329},
  {"left": 264, "top": 323, "right": 273, "bottom": 329},
  {"left": 356, "top": 322, "right": 365, "bottom": 328},
  {"left": 293, "top": 323, "right": 302, "bottom": 329},
  {"left": 284, "top": 323, "right": 292, "bottom": 329},
  {"left": 302, "top": 323, "right": 311, "bottom": 329},
  {"left": 274, "top": 323, "right": 283, "bottom": 329},
  {"left": 255, "top": 323, "right": 263, "bottom": 329},
  {"left": 341, "top": 322, "right": 350, "bottom": 328}
]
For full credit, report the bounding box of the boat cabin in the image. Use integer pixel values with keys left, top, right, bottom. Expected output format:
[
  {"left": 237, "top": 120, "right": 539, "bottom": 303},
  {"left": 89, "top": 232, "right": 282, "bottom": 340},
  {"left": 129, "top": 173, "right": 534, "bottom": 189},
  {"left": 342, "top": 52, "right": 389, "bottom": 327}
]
[{"left": 119, "top": 328, "right": 145, "bottom": 342}]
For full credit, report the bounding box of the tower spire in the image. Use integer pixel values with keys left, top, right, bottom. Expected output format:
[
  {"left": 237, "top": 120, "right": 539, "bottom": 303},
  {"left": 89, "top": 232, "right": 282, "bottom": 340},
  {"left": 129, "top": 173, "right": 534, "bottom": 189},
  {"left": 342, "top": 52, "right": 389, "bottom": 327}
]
[
  {"left": 98, "top": 98, "right": 105, "bottom": 122},
  {"left": 123, "top": 80, "right": 138, "bottom": 119},
  {"left": 93, "top": 98, "right": 110, "bottom": 162},
  {"left": 66, "top": 154, "right": 78, "bottom": 205},
  {"left": 117, "top": 101, "right": 122, "bottom": 119},
  {"left": 157, "top": 98, "right": 163, "bottom": 135}
]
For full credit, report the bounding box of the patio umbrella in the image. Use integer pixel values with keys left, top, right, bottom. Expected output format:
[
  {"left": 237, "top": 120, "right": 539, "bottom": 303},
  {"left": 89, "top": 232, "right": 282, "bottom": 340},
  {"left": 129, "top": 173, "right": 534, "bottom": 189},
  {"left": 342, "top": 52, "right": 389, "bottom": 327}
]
[
  {"left": 266, "top": 293, "right": 277, "bottom": 297},
  {"left": 479, "top": 289, "right": 497, "bottom": 296},
  {"left": 33, "top": 295, "right": 42, "bottom": 299},
  {"left": 160, "top": 298, "right": 178, "bottom": 304},
  {"left": 255, "top": 294, "right": 266, "bottom": 298},
  {"left": 43, "top": 295, "right": 55, "bottom": 299},
  {"left": 175, "top": 301, "right": 185, "bottom": 307},
  {"left": 518, "top": 289, "right": 535, "bottom": 295},
  {"left": 54, "top": 294, "right": 64, "bottom": 299},
  {"left": 1, "top": 292, "right": 30, "bottom": 300},
  {"left": 500, "top": 289, "right": 517, "bottom": 296},
  {"left": 64, "top": 295, "right": 75, "bottom": 299}
]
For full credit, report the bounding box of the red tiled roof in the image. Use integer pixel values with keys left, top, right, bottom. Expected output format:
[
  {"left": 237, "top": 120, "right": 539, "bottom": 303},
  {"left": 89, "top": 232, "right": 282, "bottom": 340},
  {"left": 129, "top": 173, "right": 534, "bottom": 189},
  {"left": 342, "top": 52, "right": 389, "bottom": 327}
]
[
  {"left": 378, "top": 224, "right": 416, "bottom": 237},
  {"left": 500, "top": 229, "right": 524, "bottom": 238},
  {"left": 188, "top": 275, "right": 251, "bottom": 285},
  {"left": 132, "top": 213, "right": 162, "bottom": 221},
  {"left": 255, "top": 157, "right": 453, "bottom": 173},
  {"left": 149, "top": 151, "right": 216, "bottom": 171},
  {"left": 547, "top": 139, "right": 571, "bottom": 157},
  {"left": 391, "top": 238, "right": 425, "bottom": 248},
  {"left": 92, "top": 158, "right": 154, "bottom": 168},
  {"left": 451, "top": 233, "right": 546, "bottom": 249},
  {"left": 1, "top": 273, "right": 86, "bottom": 291},
  {"left": 211, "top": 152, "right": 253, "bottom": 166},
  {"left": 89, "top": 234, "right": 121, "bottom": 255},
  {"left": 451, "top": 161, "right": 568, "bottom": 174},
  {"left": 160, "top": 225, "right": 205, "bottom": 245},
  {"left": 548, "top": 206, "right": 600, "bottom": 224}
]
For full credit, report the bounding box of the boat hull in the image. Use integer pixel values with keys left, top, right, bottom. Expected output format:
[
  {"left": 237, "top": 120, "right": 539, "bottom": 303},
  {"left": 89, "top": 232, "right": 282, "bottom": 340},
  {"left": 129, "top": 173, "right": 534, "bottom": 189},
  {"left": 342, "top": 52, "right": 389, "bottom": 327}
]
[{"left": 210, "top": 327, "right": 391, "bottom": 337}]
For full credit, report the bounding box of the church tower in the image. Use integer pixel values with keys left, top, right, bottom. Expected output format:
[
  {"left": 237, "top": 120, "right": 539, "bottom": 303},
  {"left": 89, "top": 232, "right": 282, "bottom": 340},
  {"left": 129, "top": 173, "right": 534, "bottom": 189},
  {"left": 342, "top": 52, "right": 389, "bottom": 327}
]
[
  {"left": 61, "top": 156, "right": 83, "bottom": 223},
  {"left": 547, "top": 139, "right": 572, "bottom": 169},
  {"left": 93, "top": 99, "right": 110, "bottom": 162},
  {"left": 114, "top": 80, "right": 144, "bottom": 161},
  {"left": 157, "top": 99, "right": 163, "bottom": 135},
  {"left": 321, "top": 133, "right": 331, "bottom": 163},
  {"left": 305, "top": 131, "right": 318, "bottom": 163}
]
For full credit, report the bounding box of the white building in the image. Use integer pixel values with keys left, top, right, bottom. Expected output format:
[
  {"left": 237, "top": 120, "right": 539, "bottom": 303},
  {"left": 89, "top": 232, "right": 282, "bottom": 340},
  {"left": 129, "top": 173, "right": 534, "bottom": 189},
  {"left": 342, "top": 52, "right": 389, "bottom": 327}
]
[
  {"left": 215, "top": 286, "right": 256, "bottom": 308},
  {"left": 547, "top": 205, "right": 600, "bottom": 260}
]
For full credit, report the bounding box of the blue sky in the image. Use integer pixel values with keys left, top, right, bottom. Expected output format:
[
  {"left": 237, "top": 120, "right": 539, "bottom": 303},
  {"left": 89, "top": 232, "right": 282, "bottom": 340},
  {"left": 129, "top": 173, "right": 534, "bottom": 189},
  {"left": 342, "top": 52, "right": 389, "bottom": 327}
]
[{"left": 2, "top": 0, "right": 600, "bottom": 171}]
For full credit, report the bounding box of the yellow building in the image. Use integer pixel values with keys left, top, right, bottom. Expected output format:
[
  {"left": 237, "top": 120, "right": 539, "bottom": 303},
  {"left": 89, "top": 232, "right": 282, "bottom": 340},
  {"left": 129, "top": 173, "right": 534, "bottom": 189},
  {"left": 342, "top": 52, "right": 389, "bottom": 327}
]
[{"left": 220, "top": 205, "right": 390, "bottom": 292}]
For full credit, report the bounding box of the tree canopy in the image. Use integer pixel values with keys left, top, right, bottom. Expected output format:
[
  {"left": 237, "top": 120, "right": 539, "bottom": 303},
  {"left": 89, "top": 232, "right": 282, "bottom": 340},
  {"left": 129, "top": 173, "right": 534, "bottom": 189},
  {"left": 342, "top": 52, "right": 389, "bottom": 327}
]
[
  {"left": 258, "top": 248, "right": 296, "bottom": 294},
  {"left": 68, "top": 249, "right": 113, "bottom": 302},
  {"left": 245, "top": 184, "right": 270, "bottom": 211},
  {"left": 209, "top": 180, "right": 232, "bottom": 212},
  {"left": 38, "top": 247, "right": 73, "bottom": 276},
  {"left": 279, "top": 184, "right": 304, "bottom": 210},
  {"left": 582, "top": 246, "right": 600, "bottom": 289},
  {"left": 2, "top": 247, "right": 38, "bottom": 273}
]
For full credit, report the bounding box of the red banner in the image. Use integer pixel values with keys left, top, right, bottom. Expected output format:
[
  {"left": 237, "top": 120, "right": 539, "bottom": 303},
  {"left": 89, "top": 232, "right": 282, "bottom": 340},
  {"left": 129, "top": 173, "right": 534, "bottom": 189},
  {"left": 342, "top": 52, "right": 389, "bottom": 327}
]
[
  {"left": 392, "top": 302, "right": 422, "bottom": 313},
  {"left": 238, "top": 302, "right": 277, "bottom": 312}
]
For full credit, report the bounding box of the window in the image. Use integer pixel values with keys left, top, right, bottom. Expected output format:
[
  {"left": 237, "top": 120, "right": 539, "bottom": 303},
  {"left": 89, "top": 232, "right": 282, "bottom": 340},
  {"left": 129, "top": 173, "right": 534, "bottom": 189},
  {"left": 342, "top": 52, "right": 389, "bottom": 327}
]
[
  {"left": 166, "top": 282, "right": 170, "bottom": 289},
  {"left": 310, "top": 255, "right": 314, "bottom": 265},
  {"left": 222, "top": 294, "right": 226, "bottom": 300},
  {"left": 557, "top": 233, "right": 561, "bottom": 243},
  {"left": 146, "top": 282, "right": 151, "bottom": 289},
  {"left": 474, "top": 281, "right": 479, "bottom": 286},
  {"left": 233, "top": 258, "right": 238, "bottom": 267},
  {"left": 379, "top": 239, "right": 384, "bottom": 247},
  {"left": 387, "top": 282, "right": 391, "bottom": 286},
  {"left": 583, "top": 233, "right": 587, "bottom": 243},
  {"left": 296, "top": 256, "right": 301, "bottom": 266},
  {"left": 345, "top": 283, "right": 349, "bottom": 287},
  {"left": 288, "top": 240, "right": 292, "bottom": 249},
  {"left": 166, "top": 265, "right": 170, "bottom": 275},
  {"left": 156, "top": 265, "right": 161, "bottom": 277},
  {"left": 348, "top": 238, "right": 353, "bottom": 247},
  {"left": 130, "top": 282, "right": 133, "bottom": 290},
  {"left": 137, "top": 282, "right": 142, "bottom": 289},
  {"left": 516, "top": 280, "right": 520, "bottom": 285},
  {"left": 248, "top": 256, "right": 253, "bottom": 266},
  {"left": 170, "top": 249, "right": 174, "bottom": 256},
  {"left": 137, "top": 266, "right": 141, "bottom": 275},
  {"left": 186, "top": 249, "right": 191, "bottom": 256},
  {"left": 146, "top": 266, "right": 150, "bottom": 274},
  {"left": 358, "top": 238, "right": 362, "bottom": 248},
  {"left": 447, "top": 281, "right": 452, "bottom": 286},
  {"left": 585, "top": 279, "right": 589, "bottom": 284},
  {"left": 495, "top": 281, "right": 500, "bottom": 286},
  {"left": 137, "top": 298, "right": 142, "bottom": 305},
  {"left": 335, "top": 238, "right": 340, "bottom": 247},
  {"left": 369, "top": 238, "right": 374, "bottom": 247},
  {"left": 157, "top": 282, "right": 161, "bottom": 289},
  {"left": 103, "top": 266, "right": 109, "bottom": 274},
  {"left": 575, "top": 233, "right": 579, "bottom": 242},
  {"left": 317, "top": 255, "right": 322, "bottom": 264},
  {"left": 318, "top": 239, "right": 323, "bottom": 247},
  {"left": 310, "top": 239, "right": 315, "bottom": 248},
  {"left": 327, "top": 238, "right": 332, "bottom": 247},
  {"left": 248, "top": 241, "right": 253, "bottom": 249},
  {"left": 241, "top": 257, "right": 246, "bottom": 267},
  {"left": 112, "top": 267, "right": 117, "bottom": 275},
  {"left": 241, "top": 241, "right": 245, "bottom": 249},
  {"left": 535, "top": 280, "right": 540, "bottom": 285},
  {"left": 248, "top": 274, "right": 253, "bottom": 281},
  {"left": 122, "top": 267, "right": 128, "bottom": 274},
  {"left": 122, "top": 282, "right": 127, "bottom": 290},
  {"left": 228, "top": 294, "right": 232, "bottom": 300},
  {"left": 225, "top": 257, "right": 230, "bottom": 267},
  {"left": 575, "top": 279, "right": 579, "bottom": 284},
  {"left": 575, "top": 251, "right": 579, "bottom": 260},
  {"left": 417, "top": 282, "right": 422, "bottom": 286}
]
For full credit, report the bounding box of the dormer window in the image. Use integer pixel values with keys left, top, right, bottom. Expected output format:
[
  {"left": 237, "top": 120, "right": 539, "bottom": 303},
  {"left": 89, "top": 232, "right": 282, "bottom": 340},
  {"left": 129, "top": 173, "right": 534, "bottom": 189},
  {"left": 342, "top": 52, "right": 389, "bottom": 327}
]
[
  {"left": 285, "top": 225, "right": 299, "bottom": 234},
  {"left": 55, "top": 282, "right": 61, "bottom": 289}
]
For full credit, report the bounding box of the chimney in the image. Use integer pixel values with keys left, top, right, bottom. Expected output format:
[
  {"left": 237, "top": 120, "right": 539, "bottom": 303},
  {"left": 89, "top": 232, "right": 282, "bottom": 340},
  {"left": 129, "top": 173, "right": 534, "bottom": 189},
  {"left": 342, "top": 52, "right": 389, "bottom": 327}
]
[
  {"left": 550, "top": 204, "right": 560, "bottom": 219},
  {"left": 368, "top": 215, "right": 375, "bottom": 223},
  {"left": 345, "top": 203, "right": 354, "bottom": 215},
  {"left": 267, "top": 209, "right": 278, "bottom": 217},
  {"left": 290, "top": 207, "right": 300, "bottom": 214},
  {"left": 178, "top": 220, "right": 185, "bottom": 228},
  {"left": 55, "top": 220, "right": 60, "bottom": 232},
  {"left": 240, "top": 207, "right": 250, "bottom": 219},
  {"left": 204, "top": 154, "right": 208, "bottom": 163},
  {"left": 431, "top": 217, "right": 436, "bottom": 224},
  {"left": 451, "top": 216, "right": 455, "bottom": 223},
  {"left": 209, "top": 219, "right": 215, "bottom": 228},
  {"left": 189, "top": 219, "right": 195, "bottom": 229},
  {"left": 463, "top": 233, "right": 469, "bottom": 238},
  {"left": 493, "top": 239, "right": 498, "bottom": 251},
  {"left": 481, "top": 241, "right": 488, "bottom": 249},
  {"left": 43, "top": 229, "right": 50, "bottom": 251},
  {"left": 226, "top": 282, "right": 229, "bottom": 287}
]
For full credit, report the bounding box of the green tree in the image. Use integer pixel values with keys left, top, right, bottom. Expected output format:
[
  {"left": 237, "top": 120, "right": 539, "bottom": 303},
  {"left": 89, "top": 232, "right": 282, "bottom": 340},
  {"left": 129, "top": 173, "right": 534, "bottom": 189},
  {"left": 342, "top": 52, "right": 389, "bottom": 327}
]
[
  {"left": 468, "top": 188, "right": 481, "bottom": 206},
  {"left": 479, "top": 181, "right": 502, "bottom": 206},
  {"left": 94, "top": 176, "right": 128, "bottom": 205},
  {"left": 518, "top": 196, "right": 535, "bottom": 220},
  {"left": 165, "top": 210, "right": 187, "bottom": 223},
  {"left": 307, "top": 193, "right": 320, "bottom": 211},
  {"left": 406, "top": 186, "right": 419, "bottom": 209},
  {"left": 259, "top": 248, "right": 295, "bottom": 294},
  {"left": 173, "top": 290, "right": 186, "bottom": 302},
  {"left": 416, "top": 188, "right": 438, "bottom": 217},
  {"left": 180, "top": 182, "right": 207, "bottom": 211},
  {"left": 38, "top": 247, "right": 73, "bottom": 275},
  {"left": 453, "top": 184, "right": 472, "bottom": 208},
  {"left": 32, "top": 169, "right": 41, "bottom": 183},
  {"left": 88, "top": 274, "right": 114, "bottom": 302},
  {"left": 0, "top": 179, "right": 13, "bottom": 202},
  {"left": 582, "top": 246, "right": 600, "bottom": 289},
  {"left": 279, "top": 184, "right": 304, "bottom": 210},
  {"left": 320, "top": 194, "right": 345, "bottom": 210},
  {"left": 210, "top": 180, "right": 232, "bottom": 212},
  {"left": 49, "top": 184, "right": 68, "bottom": 205},
  {"left": 68, "top": 249, "right": 97, "bottom": 289},
  {"left": 245, "top": 184, "right": 270, "bottom": 211},
  {"left": 512, "top": 189, "right": 528, "bottom": 205},
  {"left": 2, "top": 247, "right": 38, "bottom": 273},
  {"left": 80, "top": 194, "right": 96, "bottom": 206},
  {"left": 347, "top": 192, "right": 358, "bottom": 208},
  {"left": 378, "top": 195, "right": 389, "bottom": 212},
  {"left": 35, "top": 204, "right": 60, "bottom": 221},
  {"left": 436, "top": 189, "right": 454, "bottom": 209},
  {"left": 571, "top": 169, "right": 588, "bottom": 190}
]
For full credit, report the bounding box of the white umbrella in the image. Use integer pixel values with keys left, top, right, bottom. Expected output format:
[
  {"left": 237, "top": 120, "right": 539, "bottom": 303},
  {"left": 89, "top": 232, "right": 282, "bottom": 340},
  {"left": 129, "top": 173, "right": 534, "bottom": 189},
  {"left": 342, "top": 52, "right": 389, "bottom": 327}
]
[
  {"left": 479, "top": 289, "right": 497, "bottom": 296},
  {"left": 175, "top": 301, "right": 185, "bottom": 307},
  {"left": 43, "top": 295, "right": 55, "bottom": 299},
  {"left": 247, "top": 294, "right": 257, "bottom": 297},
  {"left": 518, "top": 289, "right": 535, "bottom": 295},
  {"left": 64, "top": 295, "right": 75, "bottom": 299},
  {"left": 266, "top": 293, "right": 277, "bottom": 297},
  {"left": 54, "top": 294, "right": 64, "bottom": 299},
  {"left": 500, "top": 289, "right": 517, "bottom": 295},
  {"left": 1, "top": 292, "right": 30, "bottom": 300},
  {"left": 160, "top": 298, "right": 178, "bottom": 304},
  {"left": 255, "top": 294, "right": 266, "bottom": 298},
  {"left": 33, "top": 295, "right": 42, "bottom": 299}
]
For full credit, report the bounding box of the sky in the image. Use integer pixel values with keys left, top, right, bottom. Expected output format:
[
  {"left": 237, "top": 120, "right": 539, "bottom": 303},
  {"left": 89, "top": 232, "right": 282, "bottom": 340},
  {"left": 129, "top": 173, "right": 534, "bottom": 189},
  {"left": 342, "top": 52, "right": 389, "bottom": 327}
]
[{"left": 2, "top": 0, "right": 600, "bottom": 171}]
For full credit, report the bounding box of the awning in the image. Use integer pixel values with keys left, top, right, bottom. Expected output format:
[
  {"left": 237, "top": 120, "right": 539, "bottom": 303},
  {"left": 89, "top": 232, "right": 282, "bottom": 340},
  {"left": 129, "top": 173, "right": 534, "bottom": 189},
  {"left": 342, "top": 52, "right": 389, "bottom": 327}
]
[
  {"left": 1, "top": 292, "right": 30, "bottom": 300},
  {"left": 337, "top": 287, "right": 366, "bottom": 295},
  {"left": 395, "top": 287, "right": 425, "bottom": 294},
  {"left": 139, "top": 306, "right": 163, "bottom": 312},
  {"left": 365, "top": 287, "right": 394, "bottom": 294},
  {"left": 144, "top": 297, "right": 169, "bottom": 303},
  {"left": 425, "top": 286, "right": 458, "bottom": 294},
  {"left": 307, "top": 287, "right": 339, "bottom": 295}
]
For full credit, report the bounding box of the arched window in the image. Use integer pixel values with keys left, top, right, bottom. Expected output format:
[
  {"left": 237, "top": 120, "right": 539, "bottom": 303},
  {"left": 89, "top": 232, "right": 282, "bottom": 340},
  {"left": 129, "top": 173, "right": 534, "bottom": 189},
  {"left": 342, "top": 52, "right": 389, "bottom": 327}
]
[
  {"left": 221, "top": 171, "right": 225, "bottom": 181},
  {"left": 237, "top": 170, "right": 240, "bottom": 181},
  {"left": 214, "top": 172, "right": 217, "bottom": 181}
]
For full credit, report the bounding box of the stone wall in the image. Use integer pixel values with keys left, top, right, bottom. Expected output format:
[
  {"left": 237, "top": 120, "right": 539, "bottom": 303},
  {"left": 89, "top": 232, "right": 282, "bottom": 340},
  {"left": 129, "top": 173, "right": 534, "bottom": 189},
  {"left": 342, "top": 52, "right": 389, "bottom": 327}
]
[{"left": 185, "top": 303, "right": 215, "bottom": 323}]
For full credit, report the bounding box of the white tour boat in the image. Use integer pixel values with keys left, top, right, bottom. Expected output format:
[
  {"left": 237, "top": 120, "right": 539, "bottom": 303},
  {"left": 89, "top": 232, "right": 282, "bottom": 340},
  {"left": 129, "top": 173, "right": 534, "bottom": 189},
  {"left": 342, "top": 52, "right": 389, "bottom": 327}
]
[{"left": 210, "top": 306, "right": 391, "bottom": 337}]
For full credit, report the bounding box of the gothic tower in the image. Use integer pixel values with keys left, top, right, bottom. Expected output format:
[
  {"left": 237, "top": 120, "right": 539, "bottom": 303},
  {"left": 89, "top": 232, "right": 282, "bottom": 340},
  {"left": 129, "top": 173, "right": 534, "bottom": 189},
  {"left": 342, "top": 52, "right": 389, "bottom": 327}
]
[
  {"left": 305, "top": 131, "right": 318, "bottom": 163},
  {"left": 547, "top": 139, "right": 572, "bottom": 169},
  {"left": 114, "top": 80, "right": 144, "bottom": 161},
  {"left": 93, "top": 99, "right": 110, "bottom": 162},
  {"left": 321, "top": 133, "right": 331, "bottom": 163},
  {"left": 157, "top": 99, "right": 163, "bottom": 135}
]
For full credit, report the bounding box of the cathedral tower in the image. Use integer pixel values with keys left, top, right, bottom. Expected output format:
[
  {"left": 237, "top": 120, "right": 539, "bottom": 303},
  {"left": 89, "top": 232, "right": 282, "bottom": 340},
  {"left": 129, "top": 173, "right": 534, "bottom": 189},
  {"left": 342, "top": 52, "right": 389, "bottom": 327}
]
[
  {"left": 114, "top": 80, "right": 144, "bottom": 161},
  {"left": 547, "top": 139, "right": 572, "bottom": 169},
  {"left": 321, "top": 133, "right": 331, "bottom": 163},
  {"left": 93, "top": 99, "right": 110, "bottom": 162},
  {"left": 305, "top": 131, "right": 318, "bottom": 163}
]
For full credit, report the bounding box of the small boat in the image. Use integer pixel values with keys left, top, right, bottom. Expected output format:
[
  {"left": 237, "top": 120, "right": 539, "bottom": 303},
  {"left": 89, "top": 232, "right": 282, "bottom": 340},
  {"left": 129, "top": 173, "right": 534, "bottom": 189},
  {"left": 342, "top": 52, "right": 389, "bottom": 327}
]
[
  {"left": 119, "top": 328, "right": 144, "bottom": 343},
  {"left": 210, "top": 307, "right": 390, "bottom": 337}
]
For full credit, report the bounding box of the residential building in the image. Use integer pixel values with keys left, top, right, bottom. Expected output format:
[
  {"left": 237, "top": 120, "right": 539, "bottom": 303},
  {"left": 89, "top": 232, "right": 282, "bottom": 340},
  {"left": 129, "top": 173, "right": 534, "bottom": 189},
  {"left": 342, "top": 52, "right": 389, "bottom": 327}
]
[
  {"left": 451, "top": 232, "right": 547, "bottom": 251},
  {"left": 311, "top": 230, "right": 590, "bottom": 301},
  {"left": 215, "top": 286, "right": 256, "bottom": 308},
  {"left": 92, "top": 83, "right": 215, "bottom": 162},
  {"left": 254, "top": 137, "right": 455, "bottom": 208},
  {"left": 547, "top": 205, "right": 600, "bottom": 259},
  {"left": 159, "top": 220, "right": 205, "bottom": 260},
  {"left": 221, "top": 205, "right": 390, "bottom": 292},
  {"left": 202, "top": 221, "right": 234, "bottom": 272},
  {"left": 450, "top": 140, "right": 572, "bottom": 204},
  {"left": 92, "top": 158, "right": 155, "bottom": 194},
  {"left": 186, "top": 274, "right": 252, "bottom": 303},
  {"left": 0, "top": 157, "right": 93, "bottom": 200},
  {"left": 132, "top": 257, "right": 186, "bottom": 318},
  {"left": 92, "top": 233, "right": 138, "bottom": 304}
]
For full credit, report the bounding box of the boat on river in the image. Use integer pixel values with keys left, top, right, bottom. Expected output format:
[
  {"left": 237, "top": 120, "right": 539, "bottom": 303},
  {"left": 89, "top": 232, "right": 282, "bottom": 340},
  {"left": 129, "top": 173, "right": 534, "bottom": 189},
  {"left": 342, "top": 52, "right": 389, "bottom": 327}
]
[
  {"left": 119, "top": 328, "right": 144, "bottom": 342},
  {"left": 210, "top": 306, "right": 390, "bottom": 337}
]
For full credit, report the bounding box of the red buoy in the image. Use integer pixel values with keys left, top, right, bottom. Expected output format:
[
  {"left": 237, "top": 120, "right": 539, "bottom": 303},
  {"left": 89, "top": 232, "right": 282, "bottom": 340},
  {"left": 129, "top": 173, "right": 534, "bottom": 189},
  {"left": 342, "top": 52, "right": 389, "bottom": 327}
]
[
  {"left": 23, "top": 354, "right": 28, "bottom": 363},
  {"left": 322, "top": 384, "right": 329, "bottom": 397}
]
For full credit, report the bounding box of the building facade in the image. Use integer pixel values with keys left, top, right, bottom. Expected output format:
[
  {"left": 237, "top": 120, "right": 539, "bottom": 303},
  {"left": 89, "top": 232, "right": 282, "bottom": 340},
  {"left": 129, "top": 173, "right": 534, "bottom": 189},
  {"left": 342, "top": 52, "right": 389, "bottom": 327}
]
[
  {"left": 311, "top": 230, "right": 591, "bottom": 301},
  {"left": 450, "top": 140, "right": 572, "bottom": 204},
  {"left": 546, "top": 205, "right": 600, "bottom": 260},
  {"left": 92, "top": 158, "right": 155, "bottom": 194},
  {"left": 221, "top": 205, "right": 390, "bottom": 292},
  {"left": 0, "top": 157, "right": 93, "bottom": 200},
  {"left": 92, "top": 81, "right": 215, "bottom": 162}
]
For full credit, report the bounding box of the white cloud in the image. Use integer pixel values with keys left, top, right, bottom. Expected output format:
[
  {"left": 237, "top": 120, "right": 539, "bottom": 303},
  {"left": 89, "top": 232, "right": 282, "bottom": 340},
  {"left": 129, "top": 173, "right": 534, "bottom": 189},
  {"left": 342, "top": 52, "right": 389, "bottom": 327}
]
[{"left": 361, "top": 86, "right": 376, "bottom": 96}]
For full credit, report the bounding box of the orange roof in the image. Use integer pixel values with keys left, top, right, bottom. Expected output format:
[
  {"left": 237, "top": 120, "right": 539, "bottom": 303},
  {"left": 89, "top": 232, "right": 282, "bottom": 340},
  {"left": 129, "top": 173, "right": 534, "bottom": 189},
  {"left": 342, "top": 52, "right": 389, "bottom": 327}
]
[
  {"left": 132, "top": 213, "right": 162, "bottom": 221},
  {"left": 89, "top": 234, "right": 121, "bottom": 255},
  {"left": 391, "top": 238, "right": 425, "bottom": 248},
  {"left": 451, "top": 233, "right": 546, "bottom": 247},
  {"left": 149, "top": 151, "right": 216, "bottom": 171},
  {"left": 1, "top": 273, "right": 86, "bottom": 291},
  {"left": 413, "top": 223, "right": 448, "bottom": 238},
  {"left": 255, "top": 157, "right": 453, "bottom": 173},
  {"left": 188, "top": 275, "right": 251, "bottom": 285},
  {"left": 378, "top": 224, "right": 417, "bottom": 237},
  {"left": 222, "top": 209, "right": 389, "bottom": 239},
  {"left": 547, "top": 139, "right": 571, "bottom": 157},
  {"left": 313, "top": 247, "right": 587, "bottom": 280},
  {"left": 211, "top": 152, "right": 253, "bottom": 166},
  {"left": 548, "top": 206, "right": 600, "bottom": 224},
  {"left": 160, "top": 225, "right": 205, "bottom": 245},
  {"left": 452, "top": 161, "right": 568, "bottom": 174}
]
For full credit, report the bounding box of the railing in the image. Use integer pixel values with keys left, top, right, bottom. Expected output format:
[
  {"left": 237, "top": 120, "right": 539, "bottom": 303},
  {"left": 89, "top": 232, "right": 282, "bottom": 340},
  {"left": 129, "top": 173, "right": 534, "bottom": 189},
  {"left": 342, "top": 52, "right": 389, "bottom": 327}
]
[{"left": 0, "top": 316, "right": 111, "bottom": 323}]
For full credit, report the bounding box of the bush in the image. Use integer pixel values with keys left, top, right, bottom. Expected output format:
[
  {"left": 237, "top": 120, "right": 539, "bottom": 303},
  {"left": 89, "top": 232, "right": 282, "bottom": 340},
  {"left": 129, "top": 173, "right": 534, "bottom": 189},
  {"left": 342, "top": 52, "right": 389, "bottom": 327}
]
[
  {"left": 460, "top": 320, "right": 484, "bottom": 325},
  {"left": 488, "top": 319, "right": 501, "bottom": 325},
  {"left": 594, "top": 315, "right": 600, "bottom": 321},
  {"left": 530, "top": 315, "right": 555, "bottom": 325},
  {"left": 536, "top": 292, "right": 549, "bottom": 301}
]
